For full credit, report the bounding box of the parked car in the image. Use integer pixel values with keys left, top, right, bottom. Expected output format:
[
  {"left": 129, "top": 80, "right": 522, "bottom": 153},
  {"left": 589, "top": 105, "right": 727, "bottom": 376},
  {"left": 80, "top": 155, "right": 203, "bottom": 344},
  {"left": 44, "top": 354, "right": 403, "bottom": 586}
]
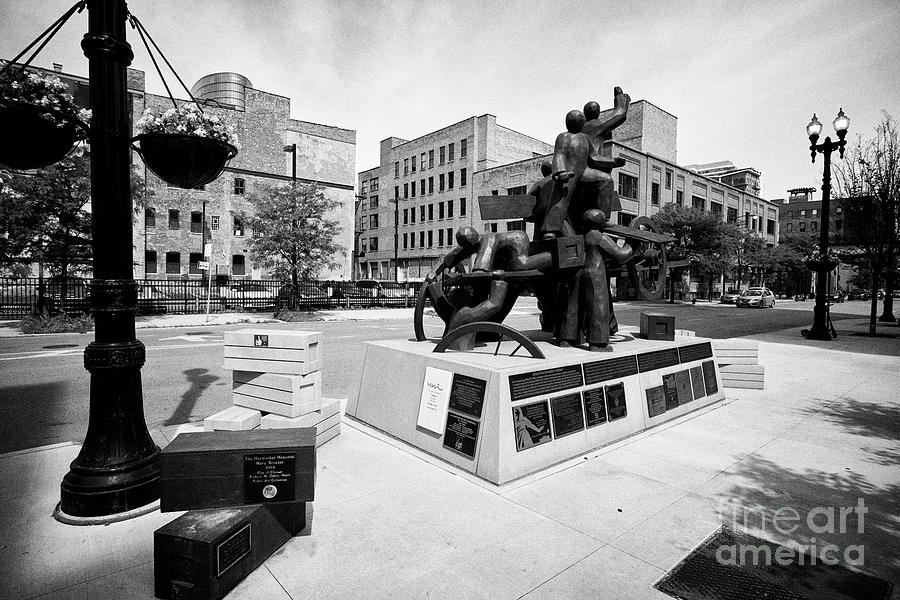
[
  {"left": 276, "top": 282, "right": 331, "bottom": 309},
  {"left": 736, "top": 287, "right": 775, "bottom": 308},
  {"left": 826, "top": 291, "right": 845, "bottom": 304},
  {"left": 720, "top": 289, "right": 741, "bottom": 304},
  {"left": 846, "top": 289, "right": 871, "bottom": 301},
  {"left": 223, "top": 282, "right": 276, "bottom": 309}
]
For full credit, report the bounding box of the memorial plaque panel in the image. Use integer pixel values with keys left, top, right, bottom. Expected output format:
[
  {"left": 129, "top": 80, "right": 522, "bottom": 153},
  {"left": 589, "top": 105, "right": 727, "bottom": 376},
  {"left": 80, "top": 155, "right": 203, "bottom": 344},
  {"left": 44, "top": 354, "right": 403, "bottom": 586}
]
[
  {"left": 678, "top": 342, "right": 713, "bottom": 364},
  {"left": 443, "top": 413, "right": 479, "bottom": 458},
  {"left": 690, "top": 366, "right": 706, "bottom": 400},
  {"left": 662, "top": 373, "right": 679, "bottom": 410},
  {"left": 244, "top": 453, "right": 296, "bottom": 503},
  {"left": 550, "top": 393, "right": 586, "bottom": 438},
  {"left": 509, "top": 364, "right": 584, "bottom": 402},
  {"left": 583, "top": 355, "right": 638, "bottom": 385},
  {"left": 702, "top": 360, "right": 719, "bottom": 395},
  {"left": 513, "top": 401, "right": 552, "bottom": 451},
  {"left": 583, "top": 387, "right": 608, "bottom": 428},
  {"left": 448, "top": 374, "right": 487, "bottom": 418},
  {"left": 675, "top": 369, "right": 694, "bottom": 405},
  {"left": 646, "top": 386, "right": 666, "bottom": 418},
  {"left": 253, "top": 334, "right": 269, "bottom": 347},
  {"left": 417, "top": 366, "right": 453, "bottom": 434},
  {"left": 637, "top": 348, "right": 680, "bottom": 373},
  {"left": 217, "top": 524, "right": 251, "bottom": 576},
  {"left": 605, "top": 383, "right": 628, "bottom": 421}
]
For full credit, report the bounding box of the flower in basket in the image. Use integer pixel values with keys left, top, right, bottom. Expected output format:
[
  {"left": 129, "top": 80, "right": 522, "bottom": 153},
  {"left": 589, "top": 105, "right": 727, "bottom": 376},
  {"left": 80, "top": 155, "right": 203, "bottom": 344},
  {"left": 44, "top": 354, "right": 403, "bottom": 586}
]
[
  {"left": 0, "top": 68, "right": 91, "bottom": 131},
  {"left": 804, "top": 248, "right": 840, "bottom": 271},
  {"left": 136, "top": 102, "right": 239, "bottom": 149}
]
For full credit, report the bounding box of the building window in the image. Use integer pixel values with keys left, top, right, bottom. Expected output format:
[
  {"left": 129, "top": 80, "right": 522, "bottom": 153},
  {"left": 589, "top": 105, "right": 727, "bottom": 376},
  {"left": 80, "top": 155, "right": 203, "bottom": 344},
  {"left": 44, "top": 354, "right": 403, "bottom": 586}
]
[
  {"left": 460, "top": 168, "right": 467, "bottom": 187},
  {"left": 411, "top": 156, "right": 417, "bottom": 173},
  {"left": 447, "top": 228, "right": 453, "bottom": 244},
  {"left": 439, "top": 146, "right": 446, "bottom": 165},
  {"left": 508, "top": 185, "right": 527, "bottom": 195},
  {"left": 448, "top": 143, "right": 455, "bottom": 162},
  {"left": 800, "top": 210, "right": 806, "bottom": 216},
  {"left": 618, "top": 173, "right": 638, "bottom": 200},
  {"left": 676, "top": 190, "right": 684, "bottom": 206},
  {"left": 767, "top": 219, "right": 776, "bottom": 235},
  {"left": 168, "top": 209, "right": 180, "bottom": 229},
  {"left": 460, "top": 138, "right": 467, "bottom": 158},
  {"left": 370, "top": 177, "right": 379, "bottom": 192},
  {"left": 232, "top": 255, "right": 245, "bottom": 275},
  {"left": 420, "top": 205, "right": 426, "bottom": 221},
  {"left": 165, "top": 252, "right": 180, "bottom": 274},
  {"left": 370, "top": 236, "right": 378, "bottom": 251},
  {"left": 428, "top": 230, "right": 433, "bottom": 247},
  {"left": 191, "top": 211, "right": 203, "bottom": 234},
  {"left": 409, "top": 233, "right": 414, "bottom": 248},
  {"left": 419, "top": 231, "right": 425, "bottom": 247},
  {"left": 189, "top": 252, "right": 203, "bottom": 275},
  {"left": 144, "top": 208, "right": 156, "bottom": 228},
  {"left": 411, "top": 207, "right": 416, "bottom": 224},
  {"left": 233, "top": 177, "right": 245, "bottom": 195},
  {"left": 439, "top": 173, "right": 445, "bottom": 192},
  {"left": 370, "top": 195, "right": 379, "bottom": 208},
  {"left": 617, "top": 212, "right": 634, "bottom": 226},
  {"left": 692, "top": 196, "right": 706, "bottom": 211},
  {"left": 651, "top": 182, "right": 660, "bottom": 205},
  {"left": 460, "top": 197, "right": 467, "bottom": 216},
  {"left": 421, "top": 153, "right": 426, "bottom": 170},
  {"left": 428, "top": 177, "right": 434, "bottom": 194},
  {"left": 448, "top": 199, "right": 454, "bottom": 218},
  {"left": 420, "top": 179, "right": 425, "bottom": 195},
  {"left": 665, "top": 171, "right": 672, "bottom": 190},
  {"left": 448, "top": 171, "right": 454, "bottom": 189},
  {"left": 429, "top": 149, "right": 434, "bottom": 168},
  {"left": 836, "top": 207, "right": 843, "bottom": 214},
  {"left": 411, "top": 184, "right": 416, "bottom": 198},
  {"left": 145, "top": 250, "right": 157, "bottom": 274},
  {"left": 403, "top": 232, "right": 408, "bottom": 249},
  {"left": 506, "top": 220, "right": 526, "bottom": 231},
  {"left": 361, "top": 238, "right": 367, "bottom": 252},
  {"left": 428, "top": 204, "right": 434, "bottom": 220},
  {"left": 727, "top": 207, "right": 738, "bottom": 223},
  {"left": 403, "top": 209, "right": 409, "bottom": 225},
  {"left": 811, "top": 221, "right": 818, "bottom": 232},
  {"left": 404, "top": 183, "right": 409, "bottom": 199},
  {"left": 799, "top": 222, "right": 806, "bottom": 232},
  {"left": 404, "top": 158, "right": 409, "bottom": 175},
  {"left": 394, "top": 162, "right": 399, "bottom": 178},
  {"left": 370, "top": 214, "right": 379, "bottom": 229},
  {"left": 439, "top": 202, "right": 445, "bottom": 219},
  {"left": 438, "top": 229, "right": 444, "bottom": 246},
  {"left": 233, "top": 217, "right": 244, "bottom": 236},
  {"left": 812, "top": 209, "right": 818, "bottom": 215},
  {"left": 786, "top": 223, "right": 793, "bottom": 232},
  {"left": 394, "top": 186, "right": 399, "bottom": 200},
  {"left": 710, "top": 202, "right": 722, "bottom": 216}
]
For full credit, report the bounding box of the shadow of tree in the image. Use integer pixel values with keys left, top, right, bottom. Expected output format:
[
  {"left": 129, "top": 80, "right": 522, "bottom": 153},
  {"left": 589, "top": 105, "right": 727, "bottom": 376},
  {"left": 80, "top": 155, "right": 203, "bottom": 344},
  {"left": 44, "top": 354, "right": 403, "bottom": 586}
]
[
  {"left": 797, "top": 397, "right": 900, "bottom": 467},
  {"left": 162, "top": 368, "right": 220, "bottom": 427}
]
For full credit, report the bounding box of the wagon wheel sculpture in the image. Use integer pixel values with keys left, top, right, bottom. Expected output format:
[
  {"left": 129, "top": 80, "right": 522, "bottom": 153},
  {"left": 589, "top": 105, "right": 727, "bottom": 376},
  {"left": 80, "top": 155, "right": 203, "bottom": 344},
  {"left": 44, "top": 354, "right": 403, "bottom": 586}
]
[{"left": 622, "top": 216, "right": 669, "bottom": 302}]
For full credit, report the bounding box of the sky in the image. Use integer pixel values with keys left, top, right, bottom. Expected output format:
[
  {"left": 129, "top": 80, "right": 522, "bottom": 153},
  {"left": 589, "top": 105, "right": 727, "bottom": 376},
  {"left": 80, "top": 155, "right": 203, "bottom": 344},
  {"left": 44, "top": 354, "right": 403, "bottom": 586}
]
[{"left": 2, "top": 0, "right": 899, "bottom": 201}]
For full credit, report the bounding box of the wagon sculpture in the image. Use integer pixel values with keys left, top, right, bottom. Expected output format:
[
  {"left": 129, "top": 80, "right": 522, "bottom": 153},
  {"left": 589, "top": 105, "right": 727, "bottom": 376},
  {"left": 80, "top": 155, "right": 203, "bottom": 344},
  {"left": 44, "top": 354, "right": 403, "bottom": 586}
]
[{"left": 413, "top": 87, "right": 683, "bottom": 358}]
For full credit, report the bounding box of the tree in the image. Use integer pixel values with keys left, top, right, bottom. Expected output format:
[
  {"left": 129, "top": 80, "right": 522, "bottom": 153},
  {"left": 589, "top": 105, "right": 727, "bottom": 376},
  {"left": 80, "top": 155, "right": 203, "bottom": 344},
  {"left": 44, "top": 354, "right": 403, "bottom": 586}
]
[
  {"left": 240, "top": 182, "right": 345, "bottom": 288},
  {"left": 834, "top": 112, "right": 900, "bottom": 335},
  {"left": 652, "top": 204, "right": 742, "bottom": 299}
]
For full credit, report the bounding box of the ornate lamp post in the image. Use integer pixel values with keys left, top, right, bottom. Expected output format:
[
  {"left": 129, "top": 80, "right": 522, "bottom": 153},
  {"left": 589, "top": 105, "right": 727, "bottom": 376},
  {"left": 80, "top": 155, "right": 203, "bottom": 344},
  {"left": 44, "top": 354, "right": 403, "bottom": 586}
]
[
  {"left": 58, "top": 0, "right": 160, "bottom": 520},
  {"left": 802, "top": 108, "right": 849, "bottom": 341}
]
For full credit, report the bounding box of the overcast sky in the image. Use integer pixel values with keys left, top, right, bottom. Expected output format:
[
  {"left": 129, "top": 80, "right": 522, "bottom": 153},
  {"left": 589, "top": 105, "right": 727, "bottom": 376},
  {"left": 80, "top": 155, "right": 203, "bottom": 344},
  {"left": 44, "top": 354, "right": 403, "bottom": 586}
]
[{"left": 2, "top": 0, "right": 898, "bottom": 200}]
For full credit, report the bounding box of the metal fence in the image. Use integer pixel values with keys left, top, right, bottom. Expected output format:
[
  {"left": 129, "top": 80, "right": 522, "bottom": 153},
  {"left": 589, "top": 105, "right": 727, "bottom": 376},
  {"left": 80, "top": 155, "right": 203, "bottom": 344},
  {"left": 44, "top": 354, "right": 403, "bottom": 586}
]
[{"left": 0, "top": 277, "right": 424, "bottom": 319}]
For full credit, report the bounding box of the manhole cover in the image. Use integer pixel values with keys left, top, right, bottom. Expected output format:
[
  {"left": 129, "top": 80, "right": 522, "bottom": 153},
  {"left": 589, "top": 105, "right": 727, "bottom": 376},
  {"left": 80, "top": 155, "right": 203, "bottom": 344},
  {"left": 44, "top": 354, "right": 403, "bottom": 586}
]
[
  {"left": 655, "top": 526, "right": 892, "bottom": 600},
  {"left": 42, "top": 344, "right": 80, "bottom": 349}
]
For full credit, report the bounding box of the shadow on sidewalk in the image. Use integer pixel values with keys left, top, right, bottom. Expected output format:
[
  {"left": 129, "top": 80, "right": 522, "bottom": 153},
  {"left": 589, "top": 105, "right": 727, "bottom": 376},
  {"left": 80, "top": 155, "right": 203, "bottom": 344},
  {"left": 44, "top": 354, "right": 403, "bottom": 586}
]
[{"left": 162, "top": 368, "right": 219, "bottom": 427}]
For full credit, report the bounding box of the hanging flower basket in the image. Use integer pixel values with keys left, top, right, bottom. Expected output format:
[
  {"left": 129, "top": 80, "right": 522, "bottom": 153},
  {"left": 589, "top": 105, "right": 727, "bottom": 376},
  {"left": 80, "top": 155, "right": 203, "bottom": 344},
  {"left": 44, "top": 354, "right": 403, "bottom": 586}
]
[
  {"left": 132, "top": 133, "right": 237, "bottom": 189},
  {"left": 805, "top": 255, "right": 839, "bottom": 272}
]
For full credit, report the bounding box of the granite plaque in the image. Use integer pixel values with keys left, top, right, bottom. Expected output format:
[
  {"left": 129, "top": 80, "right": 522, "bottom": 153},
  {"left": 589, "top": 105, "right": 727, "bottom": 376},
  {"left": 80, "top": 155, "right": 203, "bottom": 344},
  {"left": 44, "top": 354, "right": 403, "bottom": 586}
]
[
  {"left": 583, "top": 387, "right": 608, "bottom": 428},
  {"left": 509, "top": 364, "right": 584, "bottom": 402},
  {"left": 675, "top": 369, "right": 694, "bottom": 405},
  {"left": 583, "top": 355, "right": 638, "bottom": 385},
  {"left": 551, "top": 393, "right": 586, "bottom": 438},
  {"left": 605, "top": 382, "right": 628, "bottom": 421},
  {"left": 646, "top": 386, "right": 666, "bottom": 418},
  {"left": 662, "top": 373, "right": 680, "bottom": 410},
  {"left": 448, "top": 374, "right": 487, "bottom": 418},
  {"left": 690, "top": 366, "right": 706, "bottom": 400},
  {"left": 702, "top": 360, "right": 719, "bottom": 395},
  {"left": 637, "top": 348, "right": 680, "bottom": 373},
  {"left": 513, "top": 401, "right": 552, "bottom": 451},
  {"left": 244, "top": 453, "right": 296, "bottom": 503},
  {"left": 678, "top": 342, "right": 713, "bottom": 363},
  {"left": 217, "top": 523, "right": 251, "bottom": 576},
  {"left": 443, "top": 413, "right": 479, "bottom": 458}
]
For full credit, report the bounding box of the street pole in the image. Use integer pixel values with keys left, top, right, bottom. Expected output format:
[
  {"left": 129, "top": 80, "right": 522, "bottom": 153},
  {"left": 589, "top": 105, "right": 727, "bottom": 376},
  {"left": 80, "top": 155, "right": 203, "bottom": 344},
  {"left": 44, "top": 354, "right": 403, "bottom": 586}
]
[
  {"left": 59, "top": 0, "right": 159, "bottom": 519},
  {"left": 394, "top": 197, "right": 399, "bottom": 281}
]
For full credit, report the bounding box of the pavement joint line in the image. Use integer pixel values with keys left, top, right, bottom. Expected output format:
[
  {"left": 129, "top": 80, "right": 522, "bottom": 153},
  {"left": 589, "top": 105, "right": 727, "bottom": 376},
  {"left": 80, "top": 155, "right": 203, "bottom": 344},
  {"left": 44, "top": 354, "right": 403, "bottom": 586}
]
[
  {"left": 26, "top": 558, "right": 154, "bottom": 600},
  {"left": 514, "top": 543, "right": 612, "bottom": 600},
  {"left": 264, "top": 563, "right": 295, "bottom": 600},
  {"left": 0, "top": 440, "right": 78, "bottom": 460}
]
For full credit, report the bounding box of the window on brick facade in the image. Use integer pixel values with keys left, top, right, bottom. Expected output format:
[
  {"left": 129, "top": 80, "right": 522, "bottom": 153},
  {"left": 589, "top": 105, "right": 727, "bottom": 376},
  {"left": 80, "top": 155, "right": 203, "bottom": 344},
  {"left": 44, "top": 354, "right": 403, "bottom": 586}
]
[
  {"left": 232, "top": 255, "right": 245, "bottom": 275},
  {"left": 428, "top": 177, "right": 434, "bottom": 194},
  {"left": 439, "top": 174, "right": 445, "bottom": 191},
  {"left": 370, "top": 214, "right": 379, "bottom": 229},
  {"left": 448, "top": 171, "right": 454, "bottom": 189},
  {"left": 420, "top": 205, "right": 425, "bottom": 221},
  {"left": 419, "top": 231, "right": 425, "bottom": 247},
  {"left": 618, "top": 212, "right": 634, "bottom": 226},
  {"left": 403, "top": 232, "right": 408, "bottom": 249},
  {"left": 439, "top": 146, "right": 445, "bottom": 165},
  {"left": 403, "top": 209, "right": 409, "bottom": 225},
  {"left": 799, "top": 222, "right": 806, "bottom": 232},
  {"left": 420, "top": 179, "right": 425, "bottom": 195},
  {"left": 411, "top": 207, "right": 416, "bottom": 223},
  {"left": 361, "top": 238, "right": 367, "bottom": 252},
  {"left": 786, "top": 222, "right": 793, "bottom": 232},
  {"left": 145, "top": 208, "right": 156, "bottom": 228},
  {"left": 665, "top": 171, "right": 672, "bottom": 190},
  {"left": 692, "top": 196, "right": 705, "bottom": 211},
  {"left": 460, "top": 168, "right": 467, "bottom": 187},
  {"left": 233, "top": 178, "right": 245, "bottom": 195},
  {"left": 460, "top": 139, "right": 467, "bottom": 158},
  {"left": 507, "top": 185, "right": 527, "bottom": 195},
  {"left": 370, "top": 195, "right": 379, "bottom": 208},
  {"left": 403, "top": 183, "right": 408, "bottom": 199},
  {"left": 710, "top": 202, "right": 722, "bottom": 216},
  {"left": 165, "top": 252, "right": 180, "bottom": 274},
  {"left": 429, "top": 149, "right": 434, "bottom": 168},
  {"left": 676, "top": 190, "right": 684, "bottom": 206},
  {"left": 145, "top": 250, "right": 157, "bottom": 274},
  {"left": 651, "top": 182, "right": 660, "bottom": 205},
  {"left": 447, "top": 199, "right": 454, "bottom": 218},
  {"left": 233, "top": 217, "right": 244, "bottom": 236},
  {"left": 428, "top": 230, "right": 433, "bottom": 247},
  {"left": 767, "top": 219, "right": 775, "bottom": 235},
  {"left": 189, "top": 252, "right": 203, "bottom": 275},
  {"left": 394, "top": 186, "right": 399, "bottom": 200},
  {"left": 370, "top": 177, "right": 379, "bottom": 192},
  {"left": 404, "top": 158, "right": 409, "bottom": 175},
  {"left": 811, "top": 221, "right": 817, "bottom": 232},
  {"left": 727, "top": 207, "right": 738, "bottom": 223},
  {"left": 370, "top": 236, "right": 378, "bottom": 251},
  {"left": 168, "top": 209, "right": 180, "bottom": 229},
  {"left": 439, "top": 202, "right": 445, "bottom": 219},
  {"left": 618, "top": 173, "right": 638, "bottom": 200},
  {"left": 447, "top": 228, "right": 452, "bottom": 244},
  {"left": 428, "top": 204, "right": 434, "bottom": 220},
  {"left": 191, "top": 211, "right": 203, "bottom": 234},
  {"left": 506, "top": 220, "right": 526, "bottom": 231},
  {"left": 448, "top": 143, "right": 455, "bottom": 162},
  {"left": 420, "top": 153, "right": 426, "bottom": 170},
  {"left": 411, "top": 156, "right": 416, "bottom": 173},
  {"left": 460, "top": 197, "right": 467, "bottom": 216},
  {"left": 411, "top": 184, "right": 416, "bottom": 198},
  {"left": 438, "top": 229, "right": 444, "bottom": 246},
  {"left": 409, "top": 233, "right": 414, "bottom": 248}
]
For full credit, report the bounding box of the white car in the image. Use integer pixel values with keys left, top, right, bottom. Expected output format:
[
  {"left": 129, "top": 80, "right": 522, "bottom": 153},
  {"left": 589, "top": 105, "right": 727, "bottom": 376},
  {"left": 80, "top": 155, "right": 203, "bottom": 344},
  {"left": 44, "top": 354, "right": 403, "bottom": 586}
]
[{"left": 736, "top": 287, "right": 775, "bottom": 308}]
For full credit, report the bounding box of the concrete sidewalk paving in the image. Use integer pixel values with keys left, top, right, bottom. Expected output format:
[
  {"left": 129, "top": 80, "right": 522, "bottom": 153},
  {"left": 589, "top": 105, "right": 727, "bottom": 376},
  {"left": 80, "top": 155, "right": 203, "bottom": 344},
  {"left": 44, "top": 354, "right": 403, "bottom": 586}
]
[{"left": 1, "top": 321, "right": 898, "bottom": 599}]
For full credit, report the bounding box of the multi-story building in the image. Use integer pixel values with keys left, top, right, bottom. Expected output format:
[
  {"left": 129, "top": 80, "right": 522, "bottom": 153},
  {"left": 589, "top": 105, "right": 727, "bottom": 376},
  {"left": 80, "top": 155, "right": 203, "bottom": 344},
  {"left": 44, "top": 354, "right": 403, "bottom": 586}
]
[
  {"left": 358, "top": 100, "right": 779, "bottom": 297},
  {"left": 12, "top": 62, "right": 357, "bottom": 281},
  {"left": 684, "top": 161, "right": 762, "bottom": 197}
]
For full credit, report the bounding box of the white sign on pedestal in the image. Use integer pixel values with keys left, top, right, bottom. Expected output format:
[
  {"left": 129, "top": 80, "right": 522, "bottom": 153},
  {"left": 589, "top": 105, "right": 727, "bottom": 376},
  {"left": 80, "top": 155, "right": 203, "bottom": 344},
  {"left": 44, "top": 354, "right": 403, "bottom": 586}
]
[{"left": 417, "top": 366, "right": 453, "bottom": 434}]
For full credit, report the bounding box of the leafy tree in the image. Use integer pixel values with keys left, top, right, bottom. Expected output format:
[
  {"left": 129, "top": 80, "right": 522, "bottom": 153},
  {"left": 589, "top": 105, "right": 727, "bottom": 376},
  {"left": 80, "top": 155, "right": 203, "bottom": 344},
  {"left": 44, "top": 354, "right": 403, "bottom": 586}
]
[
  {"left": 834, "top": 112, "right": 900, "bottom": 335},
  {"left": 240, "top": 182, "right": 344, "bottom": 288}
]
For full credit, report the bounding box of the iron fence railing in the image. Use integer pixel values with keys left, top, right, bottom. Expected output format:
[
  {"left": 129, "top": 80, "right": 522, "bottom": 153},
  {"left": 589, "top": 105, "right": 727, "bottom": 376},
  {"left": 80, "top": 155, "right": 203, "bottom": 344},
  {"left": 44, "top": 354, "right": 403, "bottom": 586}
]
[{"left": 0, "top": 277, "right": 423, "bottom": 319}]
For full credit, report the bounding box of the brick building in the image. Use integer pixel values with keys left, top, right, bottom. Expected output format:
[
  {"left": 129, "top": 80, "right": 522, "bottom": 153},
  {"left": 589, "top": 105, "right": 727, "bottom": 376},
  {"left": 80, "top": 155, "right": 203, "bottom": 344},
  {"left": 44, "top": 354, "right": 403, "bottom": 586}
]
[{"left": 12, "top": 62, "right": 357, "bottom": 281}]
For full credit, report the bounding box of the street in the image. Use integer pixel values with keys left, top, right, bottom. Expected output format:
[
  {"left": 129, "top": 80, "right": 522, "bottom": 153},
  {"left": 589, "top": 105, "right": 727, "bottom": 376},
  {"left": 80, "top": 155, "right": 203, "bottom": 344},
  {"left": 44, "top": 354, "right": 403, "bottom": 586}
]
[{"left": 0, "top": 299, "right": 889, "bottom": 454}]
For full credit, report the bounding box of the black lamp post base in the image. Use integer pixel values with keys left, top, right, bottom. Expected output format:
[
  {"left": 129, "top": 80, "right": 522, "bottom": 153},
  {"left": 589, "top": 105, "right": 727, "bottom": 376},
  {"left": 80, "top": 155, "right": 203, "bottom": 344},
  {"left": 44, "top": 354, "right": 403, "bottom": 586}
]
[
  {"left": 802, "top": 305, "right": 835, "bottom": 340},
  {"left": 802, "top": 327, "right": 834, "bottom": 341},
  {"left": 59, "top": 448, "right": 160, "bottom": 519}
]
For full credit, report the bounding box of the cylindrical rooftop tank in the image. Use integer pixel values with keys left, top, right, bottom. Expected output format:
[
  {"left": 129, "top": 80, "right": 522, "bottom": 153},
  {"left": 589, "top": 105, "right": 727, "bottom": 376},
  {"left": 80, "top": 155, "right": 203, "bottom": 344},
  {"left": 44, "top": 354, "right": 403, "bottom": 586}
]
[{"left": 190, "top": 72, "right": 253, "bottom": 110}]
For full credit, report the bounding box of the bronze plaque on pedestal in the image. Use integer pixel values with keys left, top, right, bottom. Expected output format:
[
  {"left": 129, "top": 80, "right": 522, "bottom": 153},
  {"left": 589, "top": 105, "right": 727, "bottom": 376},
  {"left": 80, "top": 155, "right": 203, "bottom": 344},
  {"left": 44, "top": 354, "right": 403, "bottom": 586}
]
[
  {"left": 583, "top": 387, "right": 608, "bottom": 428},
  {"left": 443, "top": 413, "right": 479, "bottom": 458},
  {"left": 513, "top": 401, "right": 552, "bottom": 451},
  {"left": 449, "top": 374, "right": 487, "bottom": 418},
  {"left": 646, "top": 386, "right": 666, "bottom": 418},
  {"left": 605, "top": 383, "right": 628, "bottom": 421},
  {"left": 550, "top": 393, "right": 586, "bottom": 438}
]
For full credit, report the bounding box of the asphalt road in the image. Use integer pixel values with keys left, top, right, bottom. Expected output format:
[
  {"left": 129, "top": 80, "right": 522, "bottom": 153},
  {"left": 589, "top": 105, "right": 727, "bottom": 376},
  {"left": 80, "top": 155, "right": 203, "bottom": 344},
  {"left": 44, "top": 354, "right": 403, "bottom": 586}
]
[{"left": 0, "top": 299, "right": 883, "bottom": 454}]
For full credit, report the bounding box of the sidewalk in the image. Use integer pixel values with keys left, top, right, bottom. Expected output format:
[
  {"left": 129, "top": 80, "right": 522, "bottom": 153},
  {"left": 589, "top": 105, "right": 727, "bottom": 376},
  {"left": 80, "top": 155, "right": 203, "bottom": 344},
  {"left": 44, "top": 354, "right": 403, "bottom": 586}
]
[{"left": 0, "top": 320, "right": 897, "bottom": 599}]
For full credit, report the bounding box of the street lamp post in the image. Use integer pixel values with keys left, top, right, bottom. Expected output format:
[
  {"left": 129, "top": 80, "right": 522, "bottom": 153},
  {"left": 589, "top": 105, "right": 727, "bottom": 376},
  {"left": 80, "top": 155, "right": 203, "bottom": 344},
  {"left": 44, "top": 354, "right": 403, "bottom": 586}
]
[
  {"left": 59, "top": 0, "right": 159, "bottom": 519},
  {"left": 802, "top": 108, "right": 849, "bottom": 341},
  {"left": 393, "top": 196, "right": 399, "bottom": 282}
]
